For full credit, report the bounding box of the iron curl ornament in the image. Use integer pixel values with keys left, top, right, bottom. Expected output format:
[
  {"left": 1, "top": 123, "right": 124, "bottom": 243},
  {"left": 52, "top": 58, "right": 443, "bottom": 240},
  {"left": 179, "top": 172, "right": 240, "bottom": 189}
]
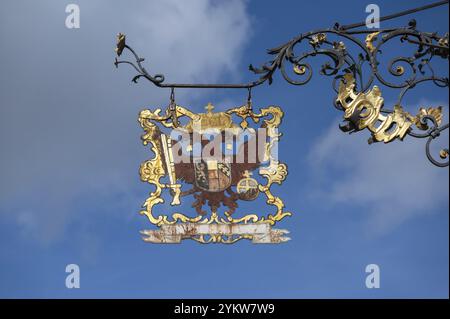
[{"left": 115, "top": 1, "right": 449, "bottom": 167}]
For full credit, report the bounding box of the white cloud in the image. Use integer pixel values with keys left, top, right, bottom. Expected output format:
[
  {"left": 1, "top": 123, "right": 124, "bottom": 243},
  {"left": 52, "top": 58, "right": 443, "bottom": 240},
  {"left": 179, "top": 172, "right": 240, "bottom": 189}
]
[
  {"left": 306, "top": 108, "right": 449, "bottom": 236},
  {"left": 133, "top": 0, "right": 251, "bottom": 85}
]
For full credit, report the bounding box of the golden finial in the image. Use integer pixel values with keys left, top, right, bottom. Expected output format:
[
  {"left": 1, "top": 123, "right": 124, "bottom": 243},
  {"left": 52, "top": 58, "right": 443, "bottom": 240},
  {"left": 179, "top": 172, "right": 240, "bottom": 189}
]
[
  {"left": 242, "top": 170, "right": 252, "bottom": 178},
  {"left": 205, "top": 103, "right": 214, "bottom": 113}
]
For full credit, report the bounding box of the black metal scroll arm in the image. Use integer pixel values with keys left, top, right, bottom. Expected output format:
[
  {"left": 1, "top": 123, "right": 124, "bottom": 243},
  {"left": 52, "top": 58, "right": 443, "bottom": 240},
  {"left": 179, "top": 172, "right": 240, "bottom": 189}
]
[{"left": 114, "top": 34, "right": 165, "bottom": 85}]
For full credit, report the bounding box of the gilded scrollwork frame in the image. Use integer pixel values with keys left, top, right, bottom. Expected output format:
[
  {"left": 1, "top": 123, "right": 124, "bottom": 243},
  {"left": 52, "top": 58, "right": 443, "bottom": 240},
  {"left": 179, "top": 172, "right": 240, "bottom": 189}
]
[{"left": 137, "top": 104, "right": 291, "bottom": 243}]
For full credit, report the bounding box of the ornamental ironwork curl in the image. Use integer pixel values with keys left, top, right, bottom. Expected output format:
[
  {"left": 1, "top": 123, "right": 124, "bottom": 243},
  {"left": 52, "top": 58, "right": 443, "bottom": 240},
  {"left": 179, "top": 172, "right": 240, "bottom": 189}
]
[{"left": 114, "top": 1, "right": 449, "bottom": 167}]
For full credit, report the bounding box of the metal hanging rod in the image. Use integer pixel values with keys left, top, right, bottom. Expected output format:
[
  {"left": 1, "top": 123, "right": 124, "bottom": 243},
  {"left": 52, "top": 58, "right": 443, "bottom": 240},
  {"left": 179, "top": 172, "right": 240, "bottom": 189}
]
[
  {"left": 338, "top": 0, "right": 449, "bottom": 30},
  {"left": 114, "top": 42, "right": 264, "bottom": 89}
]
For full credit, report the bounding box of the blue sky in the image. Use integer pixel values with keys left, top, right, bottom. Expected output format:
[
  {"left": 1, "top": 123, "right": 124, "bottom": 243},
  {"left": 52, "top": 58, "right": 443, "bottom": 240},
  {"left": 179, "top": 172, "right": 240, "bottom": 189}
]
[{"left": 0, "top": 0, "right": 448, "bottom": 298}]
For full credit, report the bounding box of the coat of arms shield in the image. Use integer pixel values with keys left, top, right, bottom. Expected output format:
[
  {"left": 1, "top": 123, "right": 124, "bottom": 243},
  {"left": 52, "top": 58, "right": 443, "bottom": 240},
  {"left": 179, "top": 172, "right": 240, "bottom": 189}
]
[{"left": 194, "top": 159, "right": 231, "bottom": 192}]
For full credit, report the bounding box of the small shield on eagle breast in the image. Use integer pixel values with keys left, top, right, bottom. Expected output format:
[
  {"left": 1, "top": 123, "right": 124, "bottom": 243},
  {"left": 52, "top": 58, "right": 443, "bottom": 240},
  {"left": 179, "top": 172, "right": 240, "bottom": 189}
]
[{"left": 194, "top": 159, "right": 231, "bottom": 192}]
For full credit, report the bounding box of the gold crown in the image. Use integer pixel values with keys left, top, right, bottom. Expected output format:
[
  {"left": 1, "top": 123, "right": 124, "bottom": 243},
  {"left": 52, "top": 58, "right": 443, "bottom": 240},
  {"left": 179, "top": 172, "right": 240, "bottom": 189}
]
[{"left": 184, "top": 103, "right": 239, "bottom": 133}]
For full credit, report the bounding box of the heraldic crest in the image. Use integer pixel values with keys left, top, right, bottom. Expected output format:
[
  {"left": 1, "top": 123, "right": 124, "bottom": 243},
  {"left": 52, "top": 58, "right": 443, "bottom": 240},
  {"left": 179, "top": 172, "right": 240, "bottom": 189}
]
[{"left": 137, "top": 99, "right": 292, "bottom": 244}]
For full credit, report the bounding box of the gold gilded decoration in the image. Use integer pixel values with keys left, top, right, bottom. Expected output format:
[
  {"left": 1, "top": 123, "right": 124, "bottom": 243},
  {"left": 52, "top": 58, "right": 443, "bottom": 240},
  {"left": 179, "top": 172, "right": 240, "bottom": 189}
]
[
  {"left": 438, "top": 33, "right": 449, "bottom": 47},
  {"left": 336, "top": 74, "right": 445, "bottom": 145},
  {"left": 184, "top": 103, "right": 238, "bottom": 133},
  {"left": 395, "top": 66, "right": 405, "bottom": 76},
  {"left": 337, "top": 73, "right": 413, "bottom": 143},
  {"left": 293, "top": 64, "right": 306, "bottom": 75},
  {"left": 333, "top": 41, "right": 346, "bottom": 51},
  {"left": 237, "top": 171, "right": 259, "bottom": 201},
  {"left": 138, "top": 103, "right": 291, "bottom": 244},
  {"left": 115, "top": 33, "right": 126, "bottom": 56},
  {"left": 309, "top": 33, "right": 326, "bottom": 47},
  {"left": 410, "top": 106, "right": 443, "bottom": 130},
  {"left": 365, "top": 31, "right": 380, "bottom": 53}
]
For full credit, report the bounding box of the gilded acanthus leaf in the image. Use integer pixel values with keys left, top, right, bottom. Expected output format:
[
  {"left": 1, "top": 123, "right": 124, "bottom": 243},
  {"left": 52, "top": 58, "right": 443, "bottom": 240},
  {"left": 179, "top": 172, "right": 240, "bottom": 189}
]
[
  {"left": 336, "top": 73, "right": 413, "bottom": 144},
  {"left": 411, "top": 106, "right": 443, "bottom": 130}
]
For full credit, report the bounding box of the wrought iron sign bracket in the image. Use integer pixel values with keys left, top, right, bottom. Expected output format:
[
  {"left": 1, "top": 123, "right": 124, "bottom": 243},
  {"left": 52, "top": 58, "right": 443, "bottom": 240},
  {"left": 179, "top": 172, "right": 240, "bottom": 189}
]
[{"left": 115, "top": 1, "right": 449, "bottom": 244}]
